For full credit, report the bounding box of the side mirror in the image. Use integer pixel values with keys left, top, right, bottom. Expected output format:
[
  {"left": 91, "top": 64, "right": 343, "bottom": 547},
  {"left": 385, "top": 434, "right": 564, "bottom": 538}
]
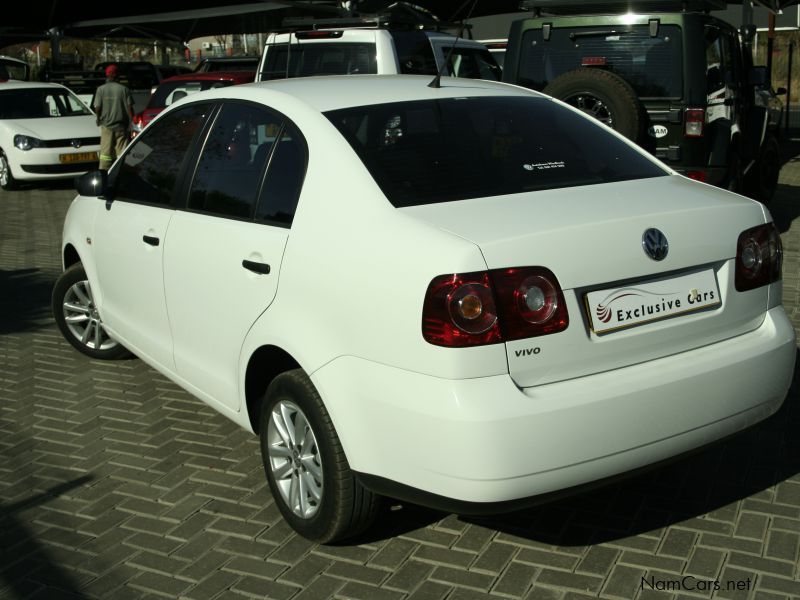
[
  {"left": 75, "top": 169, "right": 108, "bottom": 197},
  {"left": 776, "top": 87, "right": 787, "bottom": 95},
  {"left": 748, "top": 65, "right": 768, "bottom": 86}
]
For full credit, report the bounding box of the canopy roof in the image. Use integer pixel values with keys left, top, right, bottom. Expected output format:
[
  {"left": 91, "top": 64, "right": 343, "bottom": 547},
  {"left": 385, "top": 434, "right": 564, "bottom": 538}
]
[{"left": 1, "top": 0, "right": 796, "bottom": 49}]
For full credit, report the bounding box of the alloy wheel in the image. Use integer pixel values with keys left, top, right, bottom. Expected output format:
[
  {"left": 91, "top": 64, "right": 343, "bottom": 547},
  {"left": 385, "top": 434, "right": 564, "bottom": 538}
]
[
  {"left": 61, "top": 279, "right": 119, "bottom": 351},
  {"left": 267, "top": 399, "right": 324, "bottom": 519},
  {"left": 565, "top": 93, "right": 614, "bottom": 127}
]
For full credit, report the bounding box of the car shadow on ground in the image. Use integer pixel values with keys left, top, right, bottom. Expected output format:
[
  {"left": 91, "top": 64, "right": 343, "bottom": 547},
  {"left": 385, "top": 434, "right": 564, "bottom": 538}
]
[
  {"left": 0, "top": 476, "right": 94, "bottom": 599},
  {"left": 357, "top": 348, "right": 799, "bottom": 546},
  {"left": 0, "top": 268, "right": 55, "bottom": 335}
]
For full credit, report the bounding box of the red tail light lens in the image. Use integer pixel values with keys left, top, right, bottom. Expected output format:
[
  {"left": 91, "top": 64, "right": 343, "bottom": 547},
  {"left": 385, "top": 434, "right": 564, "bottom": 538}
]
[
  {"left": 684, "top": 108, "right": 705, "bottom": 137},
  {"left": 735, "top": 223, "right": 782, "bottom": 291},
  {"left": 423, "top": 272, "right": 501, "bottom": 347},
  {"left": 422, "top": 267, "right": 568, "bottom": 347}
]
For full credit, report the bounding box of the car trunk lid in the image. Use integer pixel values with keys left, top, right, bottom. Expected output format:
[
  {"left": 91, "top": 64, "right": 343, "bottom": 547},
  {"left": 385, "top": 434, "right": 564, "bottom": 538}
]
[{"left": 402, "top": 175, "right": 770, "bottom": 388}]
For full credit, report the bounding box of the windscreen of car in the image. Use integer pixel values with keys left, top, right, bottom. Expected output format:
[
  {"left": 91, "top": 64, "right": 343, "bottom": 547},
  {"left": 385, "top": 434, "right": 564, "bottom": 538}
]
[
  {"left": 326, "top": 96, "right": 666, "bottom": 207},
  {"left": 0, "top": 59, "right": 28, "bottom": 80},
  {"left": 260, "top": 43, "right": 377, "bottom": 79},
  {"left": 148, "top": 80, "right": 236, "bottom": 109},
  {"left": 0, "top": 88, "right": 92, "bottom": 119},
  {"left": 517, "top": 25, "right": 683, "bottom": 98}
]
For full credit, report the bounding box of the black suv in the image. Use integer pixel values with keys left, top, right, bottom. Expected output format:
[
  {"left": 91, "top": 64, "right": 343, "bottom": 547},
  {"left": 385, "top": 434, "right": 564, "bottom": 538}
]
[{"left": 502, "top": 0, "right": 784, "bottom": 202}]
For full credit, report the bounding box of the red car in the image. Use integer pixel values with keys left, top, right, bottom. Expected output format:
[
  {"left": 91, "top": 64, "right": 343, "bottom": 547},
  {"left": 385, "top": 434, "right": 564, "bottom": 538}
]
[{"left": 131, "top": 71, "right": 255, "bottom": 137}]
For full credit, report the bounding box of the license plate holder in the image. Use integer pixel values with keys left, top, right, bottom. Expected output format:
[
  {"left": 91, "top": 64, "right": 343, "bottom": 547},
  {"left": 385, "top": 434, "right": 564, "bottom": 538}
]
[{"left": 585, "top": 269, "right": 722, "bottom": 335}]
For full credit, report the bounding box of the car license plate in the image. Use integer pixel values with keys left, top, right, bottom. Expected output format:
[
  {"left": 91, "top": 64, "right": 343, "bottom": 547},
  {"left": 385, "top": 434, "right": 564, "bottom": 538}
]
[
  {"left": 59, "top": 151, "right": 98, "bottom": 164},
  {"left": 585, "top": 269, "right": 721, "bottom": 334}
]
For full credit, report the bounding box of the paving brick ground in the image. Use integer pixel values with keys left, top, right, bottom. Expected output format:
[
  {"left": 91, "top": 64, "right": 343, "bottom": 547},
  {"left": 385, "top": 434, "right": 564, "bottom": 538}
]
[{"left": 1, "top": 139, "right": 799, "bottom": 600}]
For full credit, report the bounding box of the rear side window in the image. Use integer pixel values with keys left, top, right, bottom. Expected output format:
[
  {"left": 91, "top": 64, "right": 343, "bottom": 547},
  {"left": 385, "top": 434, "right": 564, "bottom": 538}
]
[
  {"left": 444, "top": 47, "right": 501, "bottom": 81},
  {"left": 261, "top": 43, "right": 377, "bottom": 79},
  {"left": 189, "top": 103, "right": 284, "bottom": 219},
  {"left": 114, "top": 103, "right": 210, "bottom": 206},
  {"left": 390, "top": 31, "right": 438, "bottom": 75},
  {"left": 326, "top": 96, "right": 666, "bottom": 207},
  {"left": 517, "top": 25, "right": 683, "bottom": 98}
]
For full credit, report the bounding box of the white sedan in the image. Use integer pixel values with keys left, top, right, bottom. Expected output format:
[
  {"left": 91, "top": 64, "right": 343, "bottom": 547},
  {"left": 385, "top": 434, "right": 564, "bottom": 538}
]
[
  {"left": 0, "top": 81, "right": 100, "bottom": 190},
  {"left": 52, "top": 75, "right": 796, "bottom": 543}
]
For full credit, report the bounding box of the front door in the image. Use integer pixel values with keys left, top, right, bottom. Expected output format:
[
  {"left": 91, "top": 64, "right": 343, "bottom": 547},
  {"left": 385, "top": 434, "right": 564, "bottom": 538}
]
[{"left": 93, "top": 103, "right": 212, "bottom": 369}]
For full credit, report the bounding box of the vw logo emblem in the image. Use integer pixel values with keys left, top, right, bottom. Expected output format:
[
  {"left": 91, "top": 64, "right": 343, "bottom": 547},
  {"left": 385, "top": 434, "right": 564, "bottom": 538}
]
[
  {"left": 70, "top": 139, "right": 82, "bottom": 148},
  {"left": 642, "top": 228, "right": 669, "bottom": 261}
]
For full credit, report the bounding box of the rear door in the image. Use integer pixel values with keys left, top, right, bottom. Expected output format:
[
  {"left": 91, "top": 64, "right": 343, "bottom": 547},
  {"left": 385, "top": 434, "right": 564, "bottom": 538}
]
[{"left": 163, "top": 101, "right": 307, "bottom": 411}]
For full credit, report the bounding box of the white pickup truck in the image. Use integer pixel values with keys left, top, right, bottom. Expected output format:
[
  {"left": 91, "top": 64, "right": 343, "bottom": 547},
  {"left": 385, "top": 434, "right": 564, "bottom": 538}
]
[{"left": 256, "top": 26, "right": 501, "bottom": 82}]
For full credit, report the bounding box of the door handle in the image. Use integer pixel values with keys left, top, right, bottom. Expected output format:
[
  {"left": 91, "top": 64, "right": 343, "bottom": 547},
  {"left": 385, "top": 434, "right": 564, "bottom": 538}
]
[
  {"left": 242, "top": 259, "right": 271, "bottom": 275},
  {"left": 143, "top": 235, "right": 160, "bottom": 246}
]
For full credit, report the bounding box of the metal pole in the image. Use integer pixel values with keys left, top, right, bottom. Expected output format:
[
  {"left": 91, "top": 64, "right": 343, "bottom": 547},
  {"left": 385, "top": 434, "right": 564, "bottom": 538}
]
[
  {"left": 766, "top": 12, "right": 775, "bottom": 80},
  {"left": 787, "top": 40, "right": 794, "bottom": 133}
]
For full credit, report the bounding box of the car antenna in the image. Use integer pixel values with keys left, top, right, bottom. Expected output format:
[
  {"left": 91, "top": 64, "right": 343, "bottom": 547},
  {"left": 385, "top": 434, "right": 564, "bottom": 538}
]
[{"left": 428, "top": 0, "right": 479, "bottom": 89}]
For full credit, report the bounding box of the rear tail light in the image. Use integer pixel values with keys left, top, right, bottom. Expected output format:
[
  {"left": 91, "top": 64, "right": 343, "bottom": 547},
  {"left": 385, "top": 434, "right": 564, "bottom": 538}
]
[
  {"left": 295, "top": 30, "right": 344, "bottom": 39},
  {"left": 131, "top": 113, "right": 144, "bottom": 137},
  {"left": 423, "top": 267, "right": 568, "bottom": 347},
  {"left": 686, "top": 170, "right": 707, "bottom": 183},
  {"left": 735, "top": 223, "right": 782, "bottom": 291},
  {"left": 684, "top": 108, "right": 705, "bottom": 137}
]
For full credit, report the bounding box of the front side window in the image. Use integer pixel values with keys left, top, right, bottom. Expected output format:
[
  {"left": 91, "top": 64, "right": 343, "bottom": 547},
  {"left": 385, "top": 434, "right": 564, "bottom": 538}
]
[
  {"left": 518, "top": 25, "right": 683, "bottom": 98},
  {"left": 327, "top": 96, "right": 666, "bottom": 207},
  {"left": 188, "top": 102, "right": 284, "bottom": 219},
  {"left": 113, "top": 103, "right": 210, "bottom": 206}
]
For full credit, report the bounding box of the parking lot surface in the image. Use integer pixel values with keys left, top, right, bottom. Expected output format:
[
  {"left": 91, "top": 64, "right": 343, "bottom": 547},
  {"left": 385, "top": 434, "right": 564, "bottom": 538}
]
[{"left": 1, "top": 142, "right": 799, "bottom": 600}]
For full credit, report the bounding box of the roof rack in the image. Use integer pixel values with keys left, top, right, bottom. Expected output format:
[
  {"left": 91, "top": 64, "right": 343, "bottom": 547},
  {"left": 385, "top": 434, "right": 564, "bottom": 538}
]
[
  {"left": 280, "top": 2, "right": 462, "bottom": 32},
  {"left": 518, "top": 0, "right": 728, "bottom": 16}
]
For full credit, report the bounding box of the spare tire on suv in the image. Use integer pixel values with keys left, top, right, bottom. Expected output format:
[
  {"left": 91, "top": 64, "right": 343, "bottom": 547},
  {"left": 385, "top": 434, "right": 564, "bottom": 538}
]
[{"left": 543, "top": 68, "right": 646, "bottom": 143}]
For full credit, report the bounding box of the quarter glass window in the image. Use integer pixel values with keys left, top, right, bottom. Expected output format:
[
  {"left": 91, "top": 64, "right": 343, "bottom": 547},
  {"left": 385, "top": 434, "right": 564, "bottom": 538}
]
[{"left": 255, "top": 124, "right": 307, "bottom": 226}]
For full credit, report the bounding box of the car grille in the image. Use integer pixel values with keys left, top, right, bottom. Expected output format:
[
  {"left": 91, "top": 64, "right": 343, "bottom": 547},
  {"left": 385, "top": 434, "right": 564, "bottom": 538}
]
[
  {"left": 22, "top": 162, "right": 99, "bottom": 174},
  {"left": 40, "top": 137, "right": 101, "bottom": 148}
]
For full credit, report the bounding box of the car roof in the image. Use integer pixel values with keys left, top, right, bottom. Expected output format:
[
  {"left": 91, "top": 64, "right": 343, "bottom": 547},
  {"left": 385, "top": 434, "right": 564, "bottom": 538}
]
[
  {"left": 160, "top": 71, "right": 255, "bottom": 84},
  {"left": 0, "top": 81, "right": 67, "bottom": 91},
  {"left": 200, "top": 74, "right": 539, "bottom": 113}
]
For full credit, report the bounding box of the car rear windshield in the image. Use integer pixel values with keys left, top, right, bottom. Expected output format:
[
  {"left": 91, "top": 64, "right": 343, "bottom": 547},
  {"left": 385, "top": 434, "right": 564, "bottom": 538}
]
[
  {"left": 0, "top": 88, "right": 91, "bottom": 119},
  {"left": 517, "top": 25, "right": 682, "bottom": 98},
  {"left": 326, "top": 96, "right": 666, "bottom": 207},
  {"left": 148, "top": 80, "right": 237, "bottom": 109},
  {"left": 260, "top": 43, "right": 377, "bottom": 79}
]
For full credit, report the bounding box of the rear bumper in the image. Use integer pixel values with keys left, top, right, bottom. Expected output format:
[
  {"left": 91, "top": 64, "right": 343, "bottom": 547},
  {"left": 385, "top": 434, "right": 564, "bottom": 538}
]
[{"left": 311, "top": 306, "right": 796, "bottom": 505}]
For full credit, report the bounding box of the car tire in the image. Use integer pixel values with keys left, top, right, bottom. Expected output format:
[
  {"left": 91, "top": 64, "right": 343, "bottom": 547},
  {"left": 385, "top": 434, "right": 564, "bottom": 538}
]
[
  {"left": 259, "top": 369, "right": 381, "bottom": 543},
  {"left": 0, "top": 150, "right": 19, "bottom": 191},
  {"left": 744, "top": 134, "right": 780, "bottom": 203},
  {"left": 52, "top": 263, "right": 129, "bottom": 360},
  {"left": 543, "top": 68, "right": 645, "bottom": 142},
  {"left": 725, "top": 143, "right": 744, "bottom": 194}
]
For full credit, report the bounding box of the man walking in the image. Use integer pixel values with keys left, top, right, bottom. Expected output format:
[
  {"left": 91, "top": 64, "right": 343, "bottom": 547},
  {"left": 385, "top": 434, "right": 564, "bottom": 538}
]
[{"left": 94, "top": 64, "right": 134, "bottom": 170}]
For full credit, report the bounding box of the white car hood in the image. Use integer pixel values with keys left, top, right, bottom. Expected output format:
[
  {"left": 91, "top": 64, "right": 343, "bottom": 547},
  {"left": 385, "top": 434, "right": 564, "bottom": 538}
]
[{"left": 5, "top": 116, "right": 99, "bottom": 140}]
